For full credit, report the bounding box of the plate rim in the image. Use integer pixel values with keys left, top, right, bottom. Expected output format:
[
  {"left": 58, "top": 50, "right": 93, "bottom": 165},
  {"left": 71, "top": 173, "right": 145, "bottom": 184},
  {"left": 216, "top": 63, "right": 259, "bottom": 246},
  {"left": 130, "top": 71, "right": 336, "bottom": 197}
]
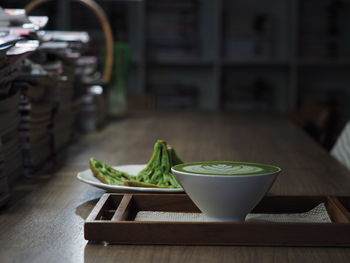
[{"left": 77, "top": 164, "right": 184, "bottom": 193}]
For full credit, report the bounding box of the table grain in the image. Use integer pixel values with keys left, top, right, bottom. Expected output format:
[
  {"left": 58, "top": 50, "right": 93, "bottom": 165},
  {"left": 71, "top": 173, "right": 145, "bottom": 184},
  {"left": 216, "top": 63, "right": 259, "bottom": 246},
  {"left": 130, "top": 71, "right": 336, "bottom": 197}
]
[{"left": 1, "top": 111, "right": 350, "bottom": 263}]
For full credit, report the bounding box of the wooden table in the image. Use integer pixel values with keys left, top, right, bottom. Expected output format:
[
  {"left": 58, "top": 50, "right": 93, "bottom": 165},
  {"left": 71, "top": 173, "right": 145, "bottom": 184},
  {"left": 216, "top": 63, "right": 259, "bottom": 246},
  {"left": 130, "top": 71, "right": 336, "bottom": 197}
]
[{"left": 1, "top": 111, "right": 350, "bottom": 263}]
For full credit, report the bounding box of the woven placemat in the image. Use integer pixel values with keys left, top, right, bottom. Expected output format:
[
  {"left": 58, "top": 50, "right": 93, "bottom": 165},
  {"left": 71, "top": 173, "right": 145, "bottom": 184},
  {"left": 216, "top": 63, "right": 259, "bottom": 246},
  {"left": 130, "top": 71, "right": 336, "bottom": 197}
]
[{"left": 135, "top": 203, "right": 331, "bottom": 223}]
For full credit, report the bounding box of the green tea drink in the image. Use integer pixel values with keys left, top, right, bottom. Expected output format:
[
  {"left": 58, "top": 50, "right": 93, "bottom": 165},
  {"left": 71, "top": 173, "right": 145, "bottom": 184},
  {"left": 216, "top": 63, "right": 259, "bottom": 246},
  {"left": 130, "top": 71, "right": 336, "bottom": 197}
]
[
  {"left": 173, "top": 161, "right": 280, "bottom": 176},
  {"left": 172, "top": 161, "right": 281, "bottom": 222}
]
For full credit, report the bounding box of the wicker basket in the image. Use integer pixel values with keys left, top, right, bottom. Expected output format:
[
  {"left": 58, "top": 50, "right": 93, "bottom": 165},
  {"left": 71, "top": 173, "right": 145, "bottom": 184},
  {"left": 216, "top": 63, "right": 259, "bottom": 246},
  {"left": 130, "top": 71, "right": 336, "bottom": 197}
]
[{"left": 25, "top": 0, "right": 114, "bottom": 84}]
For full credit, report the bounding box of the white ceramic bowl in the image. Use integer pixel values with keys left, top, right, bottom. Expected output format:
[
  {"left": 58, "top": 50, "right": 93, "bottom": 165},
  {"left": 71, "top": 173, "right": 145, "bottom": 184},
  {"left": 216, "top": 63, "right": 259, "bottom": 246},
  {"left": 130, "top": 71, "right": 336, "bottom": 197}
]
[{"left": 171, "top": 161, "right": 281, "bottom": 222}]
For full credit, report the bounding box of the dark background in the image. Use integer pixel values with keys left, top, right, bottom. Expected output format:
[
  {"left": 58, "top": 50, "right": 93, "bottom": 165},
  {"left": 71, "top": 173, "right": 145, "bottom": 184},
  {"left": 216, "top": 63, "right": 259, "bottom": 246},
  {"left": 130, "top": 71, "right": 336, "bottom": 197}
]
[{"left": 2, "top": 0, "right": 350, "bottom": 149}]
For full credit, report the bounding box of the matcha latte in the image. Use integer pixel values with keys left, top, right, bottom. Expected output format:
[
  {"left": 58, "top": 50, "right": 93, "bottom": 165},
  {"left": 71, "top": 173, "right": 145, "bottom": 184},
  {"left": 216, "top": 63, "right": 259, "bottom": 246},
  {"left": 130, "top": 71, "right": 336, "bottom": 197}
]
[
  {"left": 171, "top": 161, "right": 281, "bottom": 222},
  {"left": 172, "top": 161, "right": 280, "bottom": 176}
]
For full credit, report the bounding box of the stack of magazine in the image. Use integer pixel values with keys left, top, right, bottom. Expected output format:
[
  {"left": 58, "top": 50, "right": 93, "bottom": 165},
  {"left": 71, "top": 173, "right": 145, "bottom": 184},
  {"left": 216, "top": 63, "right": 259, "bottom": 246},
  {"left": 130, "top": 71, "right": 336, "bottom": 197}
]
[
  {"left": 0, "top": 8, "right": 56, "bottom": 175},
  {"left": 0, "top": 39, "right": 20, "bottom": 204},
  {"left": 15, "top": 59, "right": 54, "bottom": 175},
  {"left": 75, "top": 56, "right": 107, "bottom": 132},
  {"left": 0, "top": 35, "right": 38, "bottom": 202},
  {"left": 0, "top": 139, "right": 4, "bottom": 205},
  {"left": 37, "top": 31, "right": 91, "bottom": 164},
  {"left": 0, "top": 7, "right": 100, "bottom": 195}
]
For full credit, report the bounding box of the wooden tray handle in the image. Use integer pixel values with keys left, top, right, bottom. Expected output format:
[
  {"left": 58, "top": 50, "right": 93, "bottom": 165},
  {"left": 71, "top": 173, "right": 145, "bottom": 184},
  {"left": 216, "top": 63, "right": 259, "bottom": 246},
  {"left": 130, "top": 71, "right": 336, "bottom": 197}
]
[{"left": 25, "top": 0, "right": 114, "bottom": 84}]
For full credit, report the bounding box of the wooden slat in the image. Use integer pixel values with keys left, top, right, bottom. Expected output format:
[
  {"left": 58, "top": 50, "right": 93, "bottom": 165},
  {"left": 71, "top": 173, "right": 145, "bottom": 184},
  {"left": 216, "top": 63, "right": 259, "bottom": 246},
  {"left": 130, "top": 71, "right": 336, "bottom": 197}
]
[
  {"left": 111, "top": 194, "right": 134, "bottom": 221},
  {"left": 84, "top": 221, "right": 350, "bottom": 246},
  {"left": 85, "top": 193, "right": 111, "bottom": 222},
  {"left": 327, "top": 196, "right": 350, "bottom": 223}
]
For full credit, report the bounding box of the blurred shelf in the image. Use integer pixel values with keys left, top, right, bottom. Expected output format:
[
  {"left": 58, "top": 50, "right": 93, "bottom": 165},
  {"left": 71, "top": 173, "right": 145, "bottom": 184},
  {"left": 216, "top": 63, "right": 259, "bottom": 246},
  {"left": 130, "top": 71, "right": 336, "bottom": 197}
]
[
  {"left": 84, "top": 0, "right": 350, "bottom": 113},
  {"left": 298, "top": 59, "right": 350, "bottom": 68},
  {"left": 222, "top": 59, "right": 289, "bottom": 67},
  {"left": 147, "top": 59, "right": 213, "bottom": 67}
]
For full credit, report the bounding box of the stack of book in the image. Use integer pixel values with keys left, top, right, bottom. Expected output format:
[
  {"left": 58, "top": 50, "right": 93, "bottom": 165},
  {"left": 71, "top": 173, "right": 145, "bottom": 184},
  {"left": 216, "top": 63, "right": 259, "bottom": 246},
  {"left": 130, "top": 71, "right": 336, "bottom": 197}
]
[
  {"left": 0, "top": 140, "right": 6, "bottom": 206},
  {"left": 36, "top": 32, "right": 90, "bottom": 163},
  {"left": 223, "top": 12, "right": 272, "bottom": 60},
  {"left": 76, "top": 85, "right": 107, "bottom": 132},
  {"left": 75, "top": 56, "right": 98, "bottom": 88},
  {"left": 0, "top": 7, "right": 98, "bottom": 180},
  {"left": 0, "top": 37, "right": 36, "bottom": 190},
  {"left": 15, "top": 59, "right": 54, "bottom": 175},
  {"left": 299, "top": 0, "right": 342, "bottom": 59},
  {"left": 147, "top": 0, "right": 199, "bottom": 60},
  {"left": 0, "top": 8, "right": 53, "bottom": 176},
  {"left": 0, "top": 47, "right": 20, "bottom": 202},
  {"left": 52, "top": 71, "right": 75, "bottom": 156},
  {"left": 74, "top": 56, "right": 101, "bottom": 102},
  {"left": 75, "top": 56, "right": 107, "bottom": 132}
]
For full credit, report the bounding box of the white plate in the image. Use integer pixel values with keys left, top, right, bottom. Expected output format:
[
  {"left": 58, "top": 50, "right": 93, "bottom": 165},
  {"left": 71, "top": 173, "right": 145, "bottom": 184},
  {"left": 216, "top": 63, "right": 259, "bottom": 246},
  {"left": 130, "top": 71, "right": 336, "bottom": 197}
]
[{"left": 77, "top": 164, "right": 184, "bottom": 193}]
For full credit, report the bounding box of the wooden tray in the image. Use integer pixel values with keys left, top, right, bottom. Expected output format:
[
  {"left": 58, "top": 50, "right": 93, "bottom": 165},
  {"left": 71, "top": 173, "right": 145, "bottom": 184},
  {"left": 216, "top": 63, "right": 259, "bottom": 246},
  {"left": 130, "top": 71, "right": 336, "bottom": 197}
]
[{"left": 84, "top": 193, "right": 350, "bottom": 246}]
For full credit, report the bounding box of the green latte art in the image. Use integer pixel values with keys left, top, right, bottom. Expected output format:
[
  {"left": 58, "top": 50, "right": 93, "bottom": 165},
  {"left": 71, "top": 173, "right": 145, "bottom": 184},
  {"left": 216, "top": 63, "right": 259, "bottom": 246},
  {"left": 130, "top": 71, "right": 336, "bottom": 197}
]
[{"left": 173, "top": 161, "right": 280, "bottom": 176}]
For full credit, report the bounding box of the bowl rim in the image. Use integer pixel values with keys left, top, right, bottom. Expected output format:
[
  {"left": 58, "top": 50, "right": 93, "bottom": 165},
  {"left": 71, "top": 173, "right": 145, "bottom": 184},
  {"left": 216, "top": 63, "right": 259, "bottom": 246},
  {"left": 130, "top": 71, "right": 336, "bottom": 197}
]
[{"left": 171, "top": 161, "right": 281, "bottom": 177}]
